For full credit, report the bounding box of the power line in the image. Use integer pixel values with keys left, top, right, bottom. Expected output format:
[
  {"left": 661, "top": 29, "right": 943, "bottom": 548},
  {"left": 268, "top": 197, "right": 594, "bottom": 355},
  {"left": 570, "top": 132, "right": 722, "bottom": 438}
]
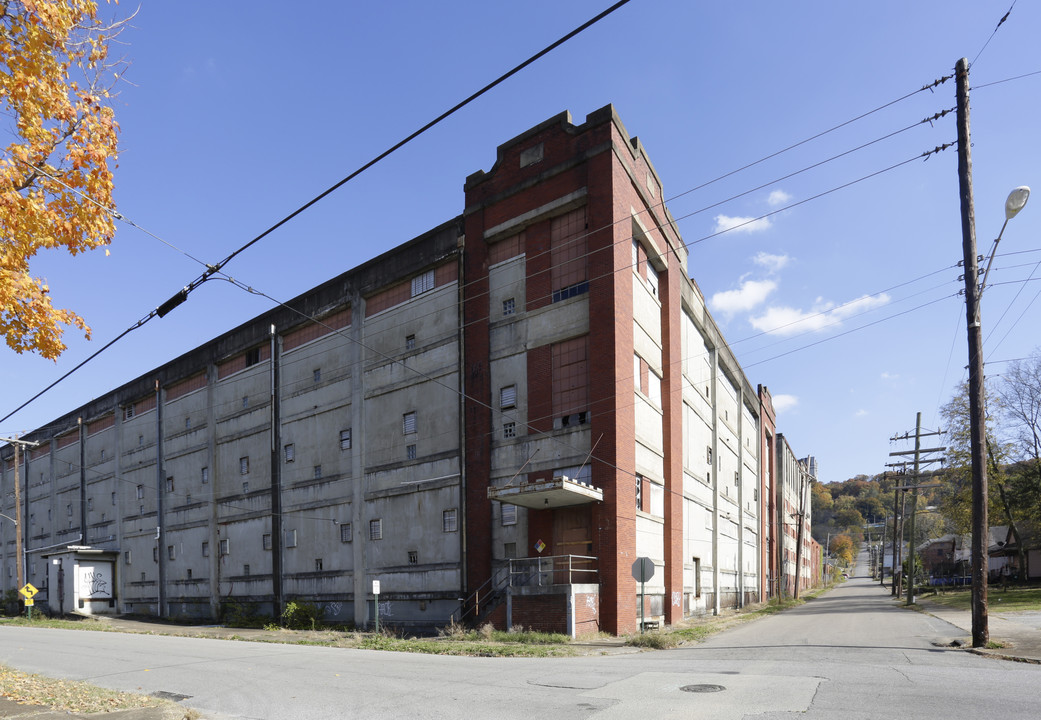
[
  {"left": 970, "top": 0, "right": 1018, "bottom": 69},
  {"left": 0, "top": 0, "right": 633, "bottom": 424}
]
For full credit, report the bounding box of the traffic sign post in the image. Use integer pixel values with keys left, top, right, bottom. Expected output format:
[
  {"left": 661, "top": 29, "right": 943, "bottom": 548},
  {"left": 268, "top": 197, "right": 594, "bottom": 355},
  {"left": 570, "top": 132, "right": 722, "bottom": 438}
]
[
  {"left": 631, "top": 557, "right": 654, "bottom": 633},
  {"left": 372, "top": 580, "right": 381, "bottom": 633},
  {"left": 19, "top": 584, "right": 38, "bottom": 620}
]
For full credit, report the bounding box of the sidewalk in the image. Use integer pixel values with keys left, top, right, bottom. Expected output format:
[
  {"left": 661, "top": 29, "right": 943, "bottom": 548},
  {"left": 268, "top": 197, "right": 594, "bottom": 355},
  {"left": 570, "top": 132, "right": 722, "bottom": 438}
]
[
  {"left": 0, "top": 697, "right": 191, "bottom": 720},
  {"left": 913, "top": 594, "right": 1041, "bottom": 664}
]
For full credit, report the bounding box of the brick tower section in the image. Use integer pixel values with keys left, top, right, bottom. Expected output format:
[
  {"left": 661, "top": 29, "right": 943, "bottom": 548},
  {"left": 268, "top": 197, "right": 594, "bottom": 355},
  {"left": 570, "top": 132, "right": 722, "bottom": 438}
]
[{"left": 463, "top": 106, "right": 654, "bottom": 635}]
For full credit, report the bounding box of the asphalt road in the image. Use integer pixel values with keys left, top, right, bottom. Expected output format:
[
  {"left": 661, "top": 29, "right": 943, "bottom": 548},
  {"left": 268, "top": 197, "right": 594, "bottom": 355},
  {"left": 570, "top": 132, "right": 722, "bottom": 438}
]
[{"left": 3, "top": 562, "right": 1040, "bottom": 719}]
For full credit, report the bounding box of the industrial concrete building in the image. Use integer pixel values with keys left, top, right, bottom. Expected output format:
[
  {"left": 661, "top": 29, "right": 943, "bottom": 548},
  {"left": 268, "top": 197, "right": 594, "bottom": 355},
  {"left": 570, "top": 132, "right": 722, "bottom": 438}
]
[{"left": 2, "top": 106, "right": 811, "bottom": 635}]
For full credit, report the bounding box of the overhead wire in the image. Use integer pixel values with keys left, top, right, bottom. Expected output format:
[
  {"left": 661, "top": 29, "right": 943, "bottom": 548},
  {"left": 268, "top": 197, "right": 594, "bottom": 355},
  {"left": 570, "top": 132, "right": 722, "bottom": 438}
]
[
  {"left": 4, "top": 83, "right": 957, "bottom": 429},
  {"left": 0, "top": 0, "right": 634, "bottom": 424}
]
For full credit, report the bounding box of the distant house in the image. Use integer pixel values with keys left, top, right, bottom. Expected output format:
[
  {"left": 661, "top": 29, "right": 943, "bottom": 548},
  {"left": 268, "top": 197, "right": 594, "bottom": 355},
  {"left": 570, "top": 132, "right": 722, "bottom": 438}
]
[{"left": 992, "top": 525, "right": 1041, "bottom": 581}]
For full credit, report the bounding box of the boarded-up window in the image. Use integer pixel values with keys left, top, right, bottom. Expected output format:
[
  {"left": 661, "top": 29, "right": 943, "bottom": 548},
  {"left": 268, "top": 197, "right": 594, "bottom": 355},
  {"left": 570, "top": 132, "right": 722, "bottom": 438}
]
[
  {"left": 551, "top": 208, "right": 587, "bottom": 297},
  {"left": 489, "top": 231, "right": 525, "bottom": 265},
  {"left": 551, "top": 336, "right": 589, "bottom": 418}
]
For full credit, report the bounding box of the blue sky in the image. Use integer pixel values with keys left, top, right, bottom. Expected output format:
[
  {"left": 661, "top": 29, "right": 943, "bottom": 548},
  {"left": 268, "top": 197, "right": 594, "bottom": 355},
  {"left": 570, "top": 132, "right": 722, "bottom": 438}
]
[{"left": 3, "top": 1, "right": 1040, "bottom": 485}]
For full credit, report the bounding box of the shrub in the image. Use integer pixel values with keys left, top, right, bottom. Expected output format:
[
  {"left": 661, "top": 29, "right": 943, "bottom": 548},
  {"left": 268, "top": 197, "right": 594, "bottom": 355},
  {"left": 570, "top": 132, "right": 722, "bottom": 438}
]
[{"left": 282, "top": 601, "right": 325, "bottom": 630}]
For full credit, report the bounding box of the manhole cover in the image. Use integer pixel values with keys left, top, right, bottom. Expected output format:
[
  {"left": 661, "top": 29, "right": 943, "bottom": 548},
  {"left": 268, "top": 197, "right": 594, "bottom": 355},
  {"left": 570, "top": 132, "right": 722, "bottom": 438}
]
[{"left": 680, "top": 684, "right": 726, "bottom": 693}]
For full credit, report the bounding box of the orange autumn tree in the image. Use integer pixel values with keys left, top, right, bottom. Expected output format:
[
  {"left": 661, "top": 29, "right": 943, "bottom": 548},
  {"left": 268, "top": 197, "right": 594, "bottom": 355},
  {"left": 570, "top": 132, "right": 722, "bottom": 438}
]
[{"left": 1, "top": 0, "right": 128, "bottom": 359}]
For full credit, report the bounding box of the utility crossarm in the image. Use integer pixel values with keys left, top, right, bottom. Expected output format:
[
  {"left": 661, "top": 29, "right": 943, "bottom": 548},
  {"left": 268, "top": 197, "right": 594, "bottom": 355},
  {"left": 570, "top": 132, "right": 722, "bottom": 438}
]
[{"left": 889, "top": 447, "right": 946, "bottom": 456}]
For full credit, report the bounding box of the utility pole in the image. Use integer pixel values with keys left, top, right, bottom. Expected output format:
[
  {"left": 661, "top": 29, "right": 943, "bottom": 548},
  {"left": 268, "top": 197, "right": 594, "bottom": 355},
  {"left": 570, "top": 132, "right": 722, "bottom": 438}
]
[
  {"left": 2, "top": 435, "right": 40, "bottom": 592},
  {"left": 13, "top": 437, "right": 24, "bottom": 591},
  {"left": 955, "top": 56, "right": 989, "bottom": 649},
  {"left": 888, "top": 416, "right": 945, "bottom": 605}
]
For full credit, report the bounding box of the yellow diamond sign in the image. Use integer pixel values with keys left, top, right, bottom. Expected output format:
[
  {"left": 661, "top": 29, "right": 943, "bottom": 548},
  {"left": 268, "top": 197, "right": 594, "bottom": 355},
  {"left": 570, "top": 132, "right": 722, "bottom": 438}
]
[{"left": 19, "top": 583, "right": 38, "bottom": 600}]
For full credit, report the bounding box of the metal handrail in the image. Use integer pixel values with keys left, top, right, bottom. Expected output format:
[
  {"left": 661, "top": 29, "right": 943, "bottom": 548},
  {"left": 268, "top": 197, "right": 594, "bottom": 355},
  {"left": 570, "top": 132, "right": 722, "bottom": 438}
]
[{"left": 450, "top": 555, "right": 599, "bottom": 624}]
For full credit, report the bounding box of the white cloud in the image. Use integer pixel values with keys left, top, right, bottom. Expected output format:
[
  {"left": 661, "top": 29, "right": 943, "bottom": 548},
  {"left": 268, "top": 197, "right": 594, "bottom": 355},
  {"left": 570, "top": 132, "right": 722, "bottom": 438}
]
[
  {"left": 749, "top": 293, "right": 891, "bottom": 336},
  {"left": 880, "top": 371, "right": 899, "bottom": 381},
  {"left": 772, "top": 394, "right": 798, "bottom": 413},
  {"left": 855, "top": 409, "right": 868, "bottom": 417},
  {"left": 753, "top": 251, "right": 789, "bottom": 273},
  {"left": 709, "top": 279, "right": 777, "bottom": 315},
  {"left": 714, "top": 214, "right": 772, "bottom": 234},
  {"left": 768, "top": 189, "right": 792, "bottom": 207}
]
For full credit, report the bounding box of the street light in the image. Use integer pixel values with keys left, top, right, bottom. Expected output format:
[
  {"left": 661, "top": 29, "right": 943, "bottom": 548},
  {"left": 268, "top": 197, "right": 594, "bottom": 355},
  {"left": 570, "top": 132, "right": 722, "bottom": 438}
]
[{"left": 980, "top": 186, "right": 1031, "bottom": 294}]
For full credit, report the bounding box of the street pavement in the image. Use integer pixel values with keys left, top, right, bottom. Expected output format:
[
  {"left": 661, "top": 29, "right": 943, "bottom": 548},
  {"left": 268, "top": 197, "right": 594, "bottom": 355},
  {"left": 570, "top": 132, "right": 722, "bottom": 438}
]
[{"left": 2, "top": 564, "right": 1040, "bottom": 718}]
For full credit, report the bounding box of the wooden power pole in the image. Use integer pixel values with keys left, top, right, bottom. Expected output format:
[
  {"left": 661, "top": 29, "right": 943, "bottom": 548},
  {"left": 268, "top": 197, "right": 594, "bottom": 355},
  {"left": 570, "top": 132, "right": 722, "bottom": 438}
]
[{"left": 955, "top": 56, "right": 990, "bottom": 648}]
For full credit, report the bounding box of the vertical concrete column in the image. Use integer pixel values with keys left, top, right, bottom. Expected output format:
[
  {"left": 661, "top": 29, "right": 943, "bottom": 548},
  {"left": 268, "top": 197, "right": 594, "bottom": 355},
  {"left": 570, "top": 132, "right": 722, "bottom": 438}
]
[{"left": 349, "top": 293, "right": 368, "bottom": 628}]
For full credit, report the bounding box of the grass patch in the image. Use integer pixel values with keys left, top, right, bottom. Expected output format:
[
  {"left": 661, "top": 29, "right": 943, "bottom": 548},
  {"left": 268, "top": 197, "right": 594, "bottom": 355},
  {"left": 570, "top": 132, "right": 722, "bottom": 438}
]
[
  {"left": 0, "top": 664, "right": 190, "bottom": 717},
  {"left": 926, "top": 586, "right": 1041, "bottom": 613}
]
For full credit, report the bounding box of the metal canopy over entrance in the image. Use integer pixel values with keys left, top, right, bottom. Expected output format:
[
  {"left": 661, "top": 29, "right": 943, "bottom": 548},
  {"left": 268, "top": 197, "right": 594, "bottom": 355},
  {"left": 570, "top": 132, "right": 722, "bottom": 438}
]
[{"left": 487, "top": 475, "right": 603, "bottom": 510}]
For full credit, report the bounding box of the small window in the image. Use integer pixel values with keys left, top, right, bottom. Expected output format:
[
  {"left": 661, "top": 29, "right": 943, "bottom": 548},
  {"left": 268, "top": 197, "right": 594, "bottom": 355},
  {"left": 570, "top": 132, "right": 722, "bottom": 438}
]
[
  {"left": 240, "top": 456, "right": 249, "bottom": 475},
  {"left": 503, "top": 422, "right": 516, "bottom": 439},
  {"left": 201, "top": 467, "right": 209, "bottom": 484},
  {"left": 504, "top": 542, "right": 517, "bottom": 559},
  {"left": 137, "top": 484, "right": 144, "bottom": 499},
  {"left": 111, "top": 491, "right": 117, "bottom": 506},
  {"left": 635, "top": 474, "right": 643, "bottom": 510},
  {"left": 405, "top": 334, "right": 416, "bottom": 350},
  {"left": 286, "top": 529, "right": 298, "bottom": 548},
  {"left": 186, "top": 568, "right": 193, "bottom": 579},
  {"left": 101, "top": 512, "right": 106, "bottom": 521},
  {"left": 138, "top": 435, "right": 144, "bottom": 446},
  {"left": 242, "top": 481, "right": 250, "bottom": 493},
  {"left": 340, "top": 428, "right": 352, "bottom": 450},
  {"left": 243, "top": 564, "right": 251, "bottom": 576},
  {"left": 168, "top": 545, "right": 176, "bottom": 561},
  {"left": 315, "top": 559, "right": 323, "bottom": 572},
  {"left": 202, "top": 541, "right": 210, "bottom": 557},
  {"left": 166, "top": 476, "right": 174, "bottom": 493},
  {"left": 313, "top": 368, "right": 321, "bottom": 384},
  {"left": 403, "top": 411, "right": 417, "bottom": 435},
  {"left": 313, "top": 465, "right": 322, "bottom": 479},
  {"left": 648, "top": 371, "right": 661, "bottom": 406},
  {"left": 369, "top": 518, "right": 383, "bottom": 541},
  {"left": 153, "top": 547, "right": 158, "bottom": 563},
  {"left": 87, "top": 497, "right": 94, "bottom": 511},
  {"left": 185, "top": 417, "right": 191, "bottom": 430},
  {"left": 242, "top": 396, "right": 249, "bottom": 408},
  {"left": 706, "top": 446, "right": 712, "bottom": 464},
  {"left": 406, "top": 444, "right": 417, "bottom": 461},
  {"left": 100, "top": 448, "right": 106, "bottom": 460},
  {"left": 502, "top": 297, "right": 515, "bottom": 316},
  {"left": 245, "top": 347, "right": 261, "bottom": 366},
  {"left": 284, "top": 443, "right": 295, "bottom": 463},
  {"left": 140, "top": 572, "right": 145, "bottom": 582},
  {"left": 219, "top": 538, "right": 230, "bottom": 556},
  {"left": 411, "top": 270, "right": 435, "bottom": 297},
  {"left": 501, "top": 503, "right": 517, "bottom": 526},
  {"left": 67, "top": 504, "right": 73, "bottom": 517},
  {"left": 185, "top": 494, "right": 191, "bottom": 505},
  {"left": 263, "top": 533, "right": 272, "bottom": 550},
  {"left": 649, "top": 481, "right": 665, "bottom": 517},
  {"left": 340, "top": 522, "right": 352, "bottom": 543},
  {"left": 500, "top": 385, "right": 517, "bottom": 409},
  {"left": 123, "top": 404, "right": 135, "bottom": 421},
  {"left": 408, "top": 550, "right": 418, "bottom": 565},
  {"left": 647, "top": 264, "right": 659, "bottom": 296},
  {"left": 442, "top": 508, "right": 458, "bottom": 533},
  {"left": 124, "top": 550, "right": 132, "bottom": 565}
]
